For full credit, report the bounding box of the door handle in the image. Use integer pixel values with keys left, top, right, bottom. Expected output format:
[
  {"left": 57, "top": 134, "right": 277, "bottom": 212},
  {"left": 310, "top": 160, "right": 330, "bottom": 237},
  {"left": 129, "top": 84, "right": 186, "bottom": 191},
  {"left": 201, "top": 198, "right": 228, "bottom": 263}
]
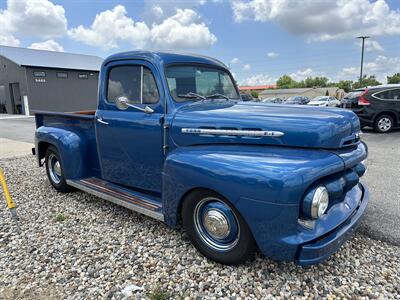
[{"left": 97, "top": 117, "right": 109, "bottom": 125}]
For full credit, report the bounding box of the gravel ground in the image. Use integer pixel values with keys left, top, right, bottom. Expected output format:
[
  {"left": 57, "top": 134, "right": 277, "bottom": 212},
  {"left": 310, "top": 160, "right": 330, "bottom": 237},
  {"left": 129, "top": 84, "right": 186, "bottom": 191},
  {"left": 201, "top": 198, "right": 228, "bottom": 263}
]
[{"left": 1, "top": 156, "right": 399, "bottom": 300}]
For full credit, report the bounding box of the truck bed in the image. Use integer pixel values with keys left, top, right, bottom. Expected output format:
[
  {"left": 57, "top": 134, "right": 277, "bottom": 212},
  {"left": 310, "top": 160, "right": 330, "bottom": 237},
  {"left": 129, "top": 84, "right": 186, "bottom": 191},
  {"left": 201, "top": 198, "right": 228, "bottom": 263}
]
[{"left": 34, "top": 110, "right": 100, "bottom": 178}]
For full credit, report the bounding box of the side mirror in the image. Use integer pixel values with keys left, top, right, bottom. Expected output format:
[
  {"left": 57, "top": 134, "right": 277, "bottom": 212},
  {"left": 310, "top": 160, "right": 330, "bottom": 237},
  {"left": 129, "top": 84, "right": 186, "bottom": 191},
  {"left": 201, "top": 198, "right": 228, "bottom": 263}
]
[
  {"left": 115, "top": 96, "right": 129, "bottom": 110},
  {"left": 115, "top": 96, "right": 154, "bottom": 114}
]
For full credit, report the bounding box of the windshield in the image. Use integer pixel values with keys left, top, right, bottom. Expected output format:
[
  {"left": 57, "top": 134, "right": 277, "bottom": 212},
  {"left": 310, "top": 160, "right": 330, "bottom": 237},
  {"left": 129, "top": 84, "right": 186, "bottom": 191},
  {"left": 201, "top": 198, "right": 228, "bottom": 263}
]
[
  {"left": 166, "top": 65, "right": 239, "bottom": 102},
  {"left": 313, "top": 96, "right": 328, "bottom": 101}
]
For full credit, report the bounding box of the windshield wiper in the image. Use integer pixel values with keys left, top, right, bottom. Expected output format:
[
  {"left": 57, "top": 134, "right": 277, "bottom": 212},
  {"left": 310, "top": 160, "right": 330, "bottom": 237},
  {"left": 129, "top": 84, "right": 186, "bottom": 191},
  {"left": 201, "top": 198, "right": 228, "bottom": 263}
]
[
  {"left": 206, "top": 93, "right": 229, "bottom": 100},
  {"left": 177, "top": 92, "right": 206, "bottom": 100}
]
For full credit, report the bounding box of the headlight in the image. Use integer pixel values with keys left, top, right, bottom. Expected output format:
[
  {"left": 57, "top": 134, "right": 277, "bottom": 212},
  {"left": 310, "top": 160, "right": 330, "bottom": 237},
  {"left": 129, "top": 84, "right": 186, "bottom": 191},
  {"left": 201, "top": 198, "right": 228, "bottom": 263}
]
[
  {"left": 311, "top": 186, "right": 329, "bottom": 218},
  {"left": 302, "top": 185, "right": 330, "bottom": 219}
]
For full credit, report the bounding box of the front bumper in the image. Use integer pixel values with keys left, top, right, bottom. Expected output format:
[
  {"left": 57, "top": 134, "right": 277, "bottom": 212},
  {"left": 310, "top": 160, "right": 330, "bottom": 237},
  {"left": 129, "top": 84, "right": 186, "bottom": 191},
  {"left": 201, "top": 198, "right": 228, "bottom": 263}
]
[{"left": 296, "top": 183, "right": 369, "bottom": 265}]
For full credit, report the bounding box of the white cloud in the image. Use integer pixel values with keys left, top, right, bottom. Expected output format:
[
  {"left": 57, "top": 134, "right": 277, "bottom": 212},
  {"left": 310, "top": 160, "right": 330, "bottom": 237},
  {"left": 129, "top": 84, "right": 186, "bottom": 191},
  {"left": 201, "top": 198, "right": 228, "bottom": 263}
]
[
  {"left": 29, "top": 39, "right": 64, "bottom": 52},
  {"left": 230, "top": 57, "right": 240, "bottom": 64},
  {"left": 231, "top": 0, "right": 400, "bottom": 41},
  {"left": 0, "top": 0, "right": 67, "bottom": 45},
  {"left": 243, "top": 64, "right": 251, "bottom": 70},
  {"left": 68, "top": 6, "right": 217, "bottom": 50},
  {"left": 152, "top": 5, "right": 164, "bottom": 18},
  {"left": 289, "top": 68, "right": 326, "bottom": 81},
  {"left": 150, "top": 8, "right": 217, "bottom": 49},
  {"left": 341, "top": 67, "right": 359, "bottom": 77},
  {"left": 356, "top": 39, "right": 384, "bottom": 52},
  {"left": 240, "top": 74, "right": 275, "bottom": 86},
  {"left": 68, "top": 5, "right": 149, "bottom": 50},
  {"left": 338, "top": 55, "right": 400, "bottom": 82},
  {"left": 0, "top": 34, "right": 20, "bottom": 47},
  {"left": 267, "top": 52, "right": 279, "bottom": 58}
]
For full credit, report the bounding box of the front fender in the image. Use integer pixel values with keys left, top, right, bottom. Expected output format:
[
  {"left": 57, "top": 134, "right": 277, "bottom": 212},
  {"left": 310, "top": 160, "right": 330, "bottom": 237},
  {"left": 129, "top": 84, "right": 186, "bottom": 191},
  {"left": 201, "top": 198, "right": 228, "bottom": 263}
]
[
  {"left": 36, "top": 126, "right": 90, "bottom": 180},
  {"left": 162, "top": 145, "right": 344, "bottom": 228}
]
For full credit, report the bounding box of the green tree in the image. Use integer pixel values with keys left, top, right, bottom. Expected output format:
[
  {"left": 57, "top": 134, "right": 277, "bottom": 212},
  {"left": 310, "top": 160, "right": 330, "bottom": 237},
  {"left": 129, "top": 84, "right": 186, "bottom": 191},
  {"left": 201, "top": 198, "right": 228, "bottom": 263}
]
[
  {"left": 276, "top": 75, "right": 298, "bottom": 88},
  {"left": 337, "top": 80, "right": 353, "bottom": 92},
  {"left": 303, "top": 76, "right": 329, "bottom": 88},
  {"left": 387, "top": 73, "right": 400, "bottom": 84},
  {"left": 250, "top": 91, "right": 259, "bottom": 98},
  {"left": 352, "top": 75, "right": 381, "bottom": 89}
]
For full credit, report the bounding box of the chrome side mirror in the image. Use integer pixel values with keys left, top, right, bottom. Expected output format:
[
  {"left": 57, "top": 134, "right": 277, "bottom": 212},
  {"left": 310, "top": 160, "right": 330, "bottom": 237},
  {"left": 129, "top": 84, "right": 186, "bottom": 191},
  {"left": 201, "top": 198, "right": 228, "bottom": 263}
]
[
  {"left": 115, "top": 96, "right": 154, "bottom": 114},
  {"left": 115, "top": 96, "right": 130, "bottom": 110}
]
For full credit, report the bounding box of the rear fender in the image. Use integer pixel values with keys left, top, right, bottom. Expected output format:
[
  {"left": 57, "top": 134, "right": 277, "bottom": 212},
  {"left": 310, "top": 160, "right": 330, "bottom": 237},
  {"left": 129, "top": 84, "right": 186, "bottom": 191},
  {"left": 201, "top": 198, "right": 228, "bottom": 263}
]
[{"left": 36, "top": 126, "right": 90, "bottom": 180}]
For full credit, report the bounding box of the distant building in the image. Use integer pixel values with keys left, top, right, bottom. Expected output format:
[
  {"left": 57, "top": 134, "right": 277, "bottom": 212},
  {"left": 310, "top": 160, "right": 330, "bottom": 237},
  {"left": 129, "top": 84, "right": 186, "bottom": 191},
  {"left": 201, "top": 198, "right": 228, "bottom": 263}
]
[
  {"left": 259, "top": 87, "right": 345, "bottom": 100},
  {"left": 0, "top": 45, "right": 103, "bottom": 115},
  {"left": 239, "top": 85, "right": 277, "bottom": 93}
]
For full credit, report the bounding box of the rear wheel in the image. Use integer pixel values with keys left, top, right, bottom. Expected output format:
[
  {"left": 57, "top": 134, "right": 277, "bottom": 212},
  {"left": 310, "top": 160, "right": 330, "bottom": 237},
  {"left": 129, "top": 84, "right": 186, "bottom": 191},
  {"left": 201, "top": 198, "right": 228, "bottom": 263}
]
[
  {"left": 45, "top": 146, "right": 71, "bottom": 192},
  {"left": 374, "top": 115, "right": 393, "bottom": 133},
  {"left": 182, "top": 190, "right": 256, "bottom": 265}
]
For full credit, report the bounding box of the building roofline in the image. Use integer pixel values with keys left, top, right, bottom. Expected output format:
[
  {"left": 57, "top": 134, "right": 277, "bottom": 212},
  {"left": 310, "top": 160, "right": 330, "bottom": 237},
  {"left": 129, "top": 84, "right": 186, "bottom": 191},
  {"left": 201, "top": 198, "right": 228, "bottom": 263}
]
[{"left": 0, "top": 45, "right": 103, "bottom": 71}]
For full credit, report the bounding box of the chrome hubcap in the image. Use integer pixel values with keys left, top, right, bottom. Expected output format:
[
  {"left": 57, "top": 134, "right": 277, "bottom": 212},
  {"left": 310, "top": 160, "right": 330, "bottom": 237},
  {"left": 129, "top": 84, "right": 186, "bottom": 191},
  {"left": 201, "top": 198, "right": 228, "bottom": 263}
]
[
  {"left": 378, "top": 117, "right": 391, "bottom": 131},
  {"left": 203, "top": 209, "right": 230, "bottom": 239},
  {"left": 194, "top": 198, "right": 240, "bottom": 252},
  {"left": 54, "top": 161, "right": 61, "bottom": 177},
  {"left": 48, "top": 154, "right": 62, "bottom": 184}
]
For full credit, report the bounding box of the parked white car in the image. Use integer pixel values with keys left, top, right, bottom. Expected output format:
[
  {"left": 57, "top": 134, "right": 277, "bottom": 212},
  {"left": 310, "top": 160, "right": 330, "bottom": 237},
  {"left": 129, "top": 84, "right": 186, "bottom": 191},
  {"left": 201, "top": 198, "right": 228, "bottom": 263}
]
[{"left": 308, "top": 96, "right": 340, "bottom": 107}]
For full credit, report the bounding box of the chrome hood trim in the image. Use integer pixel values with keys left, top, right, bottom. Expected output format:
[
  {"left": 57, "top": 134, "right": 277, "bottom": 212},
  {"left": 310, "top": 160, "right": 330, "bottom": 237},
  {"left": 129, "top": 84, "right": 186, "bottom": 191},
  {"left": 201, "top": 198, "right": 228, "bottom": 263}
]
[{"left": 181, "top": 128, "right": 284, "bottom": 137}]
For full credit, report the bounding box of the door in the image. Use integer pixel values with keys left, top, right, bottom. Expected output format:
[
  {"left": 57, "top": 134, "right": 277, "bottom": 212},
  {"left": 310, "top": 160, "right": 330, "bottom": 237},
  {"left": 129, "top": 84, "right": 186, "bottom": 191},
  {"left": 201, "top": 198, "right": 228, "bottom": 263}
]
[
  {"left": 372, "top": 88, "right": 400, "bottom": 121},
  {"left": 95, "top": 60, "right": 164, "bottom": 193},
  {"left": 0, "top": 85, "right": 6, "bottom": 113},
  {"left": 9, "top": 83, "right": 22, "bottom": 114}
]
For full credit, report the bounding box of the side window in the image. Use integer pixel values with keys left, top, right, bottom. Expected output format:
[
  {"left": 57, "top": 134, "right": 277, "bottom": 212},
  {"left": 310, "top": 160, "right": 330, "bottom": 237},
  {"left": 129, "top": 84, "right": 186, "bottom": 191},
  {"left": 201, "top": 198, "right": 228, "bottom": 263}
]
[
  {"left": 391, "top": 89, "right": 400, "bottom": 100},
  {"left": 375, "top": 89, "right": 400, "bottom": 100},
  {"left": 107, "top": 65, "right": 159, "bottom": 105},
  {"left": 142, "top": 67, "right": 159, "bottom": 104}
]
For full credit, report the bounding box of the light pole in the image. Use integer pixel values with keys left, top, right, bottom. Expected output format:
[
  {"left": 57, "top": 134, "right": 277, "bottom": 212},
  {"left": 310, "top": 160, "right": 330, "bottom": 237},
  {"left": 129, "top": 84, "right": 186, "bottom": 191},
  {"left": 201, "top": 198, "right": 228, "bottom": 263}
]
[{"left": 357, "top": 36, "right": 370, "bottom": 84}]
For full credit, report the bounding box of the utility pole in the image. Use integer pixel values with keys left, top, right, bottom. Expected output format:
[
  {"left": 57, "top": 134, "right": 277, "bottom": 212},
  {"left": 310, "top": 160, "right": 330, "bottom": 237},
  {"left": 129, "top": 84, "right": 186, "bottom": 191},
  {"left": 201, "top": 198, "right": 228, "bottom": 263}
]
[{"left": 357, "top": 36, "right": 370, "bottom": 84}]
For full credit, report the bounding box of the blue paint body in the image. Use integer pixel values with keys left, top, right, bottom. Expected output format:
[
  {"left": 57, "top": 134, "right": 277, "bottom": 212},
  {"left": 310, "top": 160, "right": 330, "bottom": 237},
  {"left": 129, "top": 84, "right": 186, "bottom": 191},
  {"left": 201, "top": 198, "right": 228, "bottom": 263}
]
[{"left": 34, "top": 51, "right": 369, "bottom": 265}]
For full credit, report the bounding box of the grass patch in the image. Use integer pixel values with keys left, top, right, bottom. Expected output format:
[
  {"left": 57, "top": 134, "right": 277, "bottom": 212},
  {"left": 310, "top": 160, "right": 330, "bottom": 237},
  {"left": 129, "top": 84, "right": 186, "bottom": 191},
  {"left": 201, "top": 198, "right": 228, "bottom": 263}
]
[
  {"left": 147, "top": 286, "right": 171, "bottom": 300},
  {"left": 54, "top": 213, "right": 66, "bottom": 222}
]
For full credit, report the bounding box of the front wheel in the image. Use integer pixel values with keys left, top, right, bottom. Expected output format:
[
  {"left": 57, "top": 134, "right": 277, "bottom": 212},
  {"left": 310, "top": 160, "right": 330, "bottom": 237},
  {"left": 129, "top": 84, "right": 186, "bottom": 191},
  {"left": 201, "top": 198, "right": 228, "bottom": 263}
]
[
  {"left": 45, "top": 146, "right": 71, "bottom": 193},
  {"left": 374, "top": 115, "right": 393, "bottom": 133},
  {"left": 182, "top": 190, "right": 256, "bottom": 265}
]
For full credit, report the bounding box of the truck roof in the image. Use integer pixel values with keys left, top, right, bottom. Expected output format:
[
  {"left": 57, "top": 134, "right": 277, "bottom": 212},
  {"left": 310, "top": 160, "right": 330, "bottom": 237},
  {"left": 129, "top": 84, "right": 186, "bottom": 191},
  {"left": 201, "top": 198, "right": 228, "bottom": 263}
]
[{"left": 103, "top": 51, "right": 227, "bottom": 69}]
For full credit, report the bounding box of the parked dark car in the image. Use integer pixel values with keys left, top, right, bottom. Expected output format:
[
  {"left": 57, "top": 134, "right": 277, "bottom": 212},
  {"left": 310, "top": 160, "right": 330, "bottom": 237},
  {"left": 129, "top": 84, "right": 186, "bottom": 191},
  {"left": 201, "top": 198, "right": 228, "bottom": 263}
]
[
  {"left": 347, "top": 84, "right": 400, "bottom": 133},
  {"left": 240, "top": 93, "right": 254, "bottom": 101},
  {"left": 261, "top": 97, "right": 283, "bottom": 103},
  {"left": 284, "top": 96, "right": 310, "bottom": 105}
]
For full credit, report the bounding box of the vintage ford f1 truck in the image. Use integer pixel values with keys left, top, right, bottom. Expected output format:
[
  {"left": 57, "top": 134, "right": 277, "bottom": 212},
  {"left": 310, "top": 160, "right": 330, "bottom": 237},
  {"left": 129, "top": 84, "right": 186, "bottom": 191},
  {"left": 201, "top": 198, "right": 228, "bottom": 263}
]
[{"left": 34, "top": 51, "right": 369, "bottom": 265}]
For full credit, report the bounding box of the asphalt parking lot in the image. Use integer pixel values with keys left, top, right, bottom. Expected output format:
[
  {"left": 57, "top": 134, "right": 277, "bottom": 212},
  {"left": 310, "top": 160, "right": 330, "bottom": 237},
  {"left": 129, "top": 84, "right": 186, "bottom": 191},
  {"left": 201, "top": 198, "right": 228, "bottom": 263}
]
[
  {"left": 358, "top": 128, "right": 400, "bottom": 246},
  {"left": 0, "top": 116, "right": 36, "bottom": 143}
]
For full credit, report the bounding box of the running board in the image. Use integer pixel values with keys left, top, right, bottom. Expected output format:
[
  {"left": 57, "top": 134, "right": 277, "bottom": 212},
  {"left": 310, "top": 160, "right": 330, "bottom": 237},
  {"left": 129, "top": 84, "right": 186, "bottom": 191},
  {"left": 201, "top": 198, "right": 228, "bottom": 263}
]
[{"left": 66, "top": 177, "right": 164, "bottom": 221}]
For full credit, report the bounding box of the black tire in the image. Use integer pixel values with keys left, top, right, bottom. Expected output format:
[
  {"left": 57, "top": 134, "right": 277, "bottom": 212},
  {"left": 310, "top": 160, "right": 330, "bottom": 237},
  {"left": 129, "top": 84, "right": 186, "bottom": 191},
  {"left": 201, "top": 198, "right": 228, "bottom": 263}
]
[
  {"left": 374, "top": 114, "right": 393, "bottom": 133},
  {"left": 182, "top": 190, "right": 257, "bottom": 265},
  {"left": 45, "top": 146, "right": 71, "bottom": 192}
]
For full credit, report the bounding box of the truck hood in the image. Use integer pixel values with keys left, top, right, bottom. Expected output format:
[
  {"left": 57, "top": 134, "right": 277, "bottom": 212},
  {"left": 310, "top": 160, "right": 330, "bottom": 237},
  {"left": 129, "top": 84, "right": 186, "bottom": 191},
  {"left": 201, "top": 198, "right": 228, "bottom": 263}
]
[{"left": 170, "top": 101, "right": 361, "bottom": 149}]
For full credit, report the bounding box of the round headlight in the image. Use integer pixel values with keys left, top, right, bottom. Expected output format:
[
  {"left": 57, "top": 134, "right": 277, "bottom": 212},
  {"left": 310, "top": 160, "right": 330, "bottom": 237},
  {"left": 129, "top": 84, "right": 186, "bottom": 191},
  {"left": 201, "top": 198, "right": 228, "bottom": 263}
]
[{"left": 311, "top": 186, "right": 329, "bottom": 219}]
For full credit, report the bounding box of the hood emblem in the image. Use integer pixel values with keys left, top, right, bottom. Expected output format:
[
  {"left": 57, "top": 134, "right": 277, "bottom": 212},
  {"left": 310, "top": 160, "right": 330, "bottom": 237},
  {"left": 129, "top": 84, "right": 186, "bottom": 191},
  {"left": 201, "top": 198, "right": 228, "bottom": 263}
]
[{"left": 181, "top": 128, "right": 284, "bottom": 137}]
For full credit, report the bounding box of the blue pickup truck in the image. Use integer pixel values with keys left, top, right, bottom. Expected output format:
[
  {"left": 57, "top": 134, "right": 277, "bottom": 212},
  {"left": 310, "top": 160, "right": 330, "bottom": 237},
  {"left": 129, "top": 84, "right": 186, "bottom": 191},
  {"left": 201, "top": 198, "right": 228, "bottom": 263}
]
[{"left": 34, "top": 51, "right": 369, "bottom": 266}]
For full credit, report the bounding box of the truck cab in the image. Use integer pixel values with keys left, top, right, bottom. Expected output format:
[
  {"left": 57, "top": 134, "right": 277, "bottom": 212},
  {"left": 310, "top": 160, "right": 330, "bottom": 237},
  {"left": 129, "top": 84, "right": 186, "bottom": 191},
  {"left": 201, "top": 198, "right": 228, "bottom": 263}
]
[{"left": 34, "top": 51, "right": 369, "bottom": 265}]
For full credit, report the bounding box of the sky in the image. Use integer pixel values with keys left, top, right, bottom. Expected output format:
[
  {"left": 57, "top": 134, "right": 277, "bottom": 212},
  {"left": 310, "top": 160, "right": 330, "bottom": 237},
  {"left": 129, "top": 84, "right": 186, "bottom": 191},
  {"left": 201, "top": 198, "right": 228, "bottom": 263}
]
[{"left": 1, "top": 0, "right": 400, "bottom": 86}]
